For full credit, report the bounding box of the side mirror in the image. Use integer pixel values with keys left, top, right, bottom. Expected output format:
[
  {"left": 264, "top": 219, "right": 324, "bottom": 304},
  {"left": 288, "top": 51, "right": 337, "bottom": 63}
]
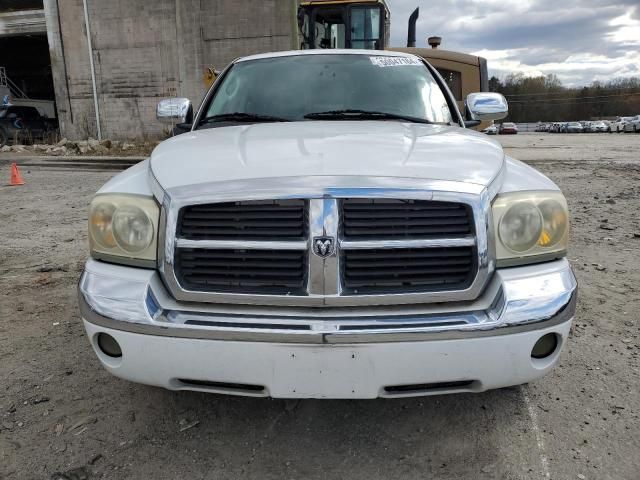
[
  {"left": 156, "top": 97, "right": 193, "bottom": 124},
  {"left": 465, "top": 92, "right": 508, "bottom": 122}
]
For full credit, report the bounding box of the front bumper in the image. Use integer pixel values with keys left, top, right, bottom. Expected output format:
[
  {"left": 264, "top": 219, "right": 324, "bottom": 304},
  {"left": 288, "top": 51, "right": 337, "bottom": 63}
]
[{"left": 79, "top": 258, "right": 577, "bottom": 398}]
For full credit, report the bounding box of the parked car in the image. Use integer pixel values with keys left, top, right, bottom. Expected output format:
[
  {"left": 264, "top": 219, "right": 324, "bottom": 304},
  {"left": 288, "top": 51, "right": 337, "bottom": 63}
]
[
  {"left": 611, "top": 116, "right": 632, "bottom": 133},
  {"left": 623, "top": 115, "right": 640, "bottom": 133},
  {"left": 499, "top": 122, "right": 518, "bottom": 134},
  {"left": 565, "top": 122, "right": 583, "bottom": 133},
  {"left": 482, "top": 124, "right": 497, "bottom": 135},
  {"left": 579, "top": 121, "right": 591, "bottom": 132},
  {"left": 0, "top": 105, "right": 58, "bottom": 147},
  {"left": 589, "top": 121, "right": 608, "bottom": 133},
  {"left": 79, "top": 50, "right": 576, "bottom": 399}
]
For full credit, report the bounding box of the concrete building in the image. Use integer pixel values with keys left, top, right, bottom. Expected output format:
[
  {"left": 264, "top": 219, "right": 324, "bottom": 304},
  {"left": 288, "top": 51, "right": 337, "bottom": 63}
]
[
  {"left": 0, "top": 1, "right": 53, "bottom": 101},
  {"left": 1, "top": 0, "right": 298, "bottom": 140}
]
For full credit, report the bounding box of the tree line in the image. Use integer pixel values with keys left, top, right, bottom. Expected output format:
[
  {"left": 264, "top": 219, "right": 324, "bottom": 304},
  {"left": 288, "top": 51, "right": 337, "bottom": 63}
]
[{"left": 488, "top": 73, "right": 640, "bottom": 123}]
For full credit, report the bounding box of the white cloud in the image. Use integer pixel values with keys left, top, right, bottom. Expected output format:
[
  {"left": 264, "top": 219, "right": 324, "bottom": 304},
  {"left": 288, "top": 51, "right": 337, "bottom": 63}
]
[
  {"left": 607, "top": 11, "right": 640, "bottom": 45},
  {"left": 387, "top": 0, "right": 640, "bottom": 86}
]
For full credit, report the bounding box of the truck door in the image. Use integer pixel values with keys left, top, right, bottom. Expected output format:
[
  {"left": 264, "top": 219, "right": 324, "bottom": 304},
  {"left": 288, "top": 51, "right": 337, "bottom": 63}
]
[
  {"left": 311, "top": 6, "right": 347, "bottom": 49},
  {"left": 348, "top": 5, "right": 384, "bottom": 49}
]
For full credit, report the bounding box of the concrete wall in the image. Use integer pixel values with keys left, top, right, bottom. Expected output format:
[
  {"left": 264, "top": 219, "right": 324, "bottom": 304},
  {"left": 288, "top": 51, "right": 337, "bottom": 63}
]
[{"left": 44, "top": 0, "right": 297, "bottom": 140}]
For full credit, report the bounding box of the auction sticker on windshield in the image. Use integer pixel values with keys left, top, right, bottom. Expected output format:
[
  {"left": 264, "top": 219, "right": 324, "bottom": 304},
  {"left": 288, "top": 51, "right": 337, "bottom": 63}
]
[{"left": 369, "top": 56, "right": 422, "bottom": 67}]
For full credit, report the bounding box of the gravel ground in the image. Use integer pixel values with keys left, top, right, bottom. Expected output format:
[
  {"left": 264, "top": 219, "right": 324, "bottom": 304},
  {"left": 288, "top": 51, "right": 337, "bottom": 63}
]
[{"left": 1, "top": 133, "right": 639, "bottom": 479}]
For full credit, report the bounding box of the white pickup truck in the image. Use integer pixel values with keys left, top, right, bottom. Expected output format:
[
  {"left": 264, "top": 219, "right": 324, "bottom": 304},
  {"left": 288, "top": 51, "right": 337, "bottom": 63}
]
[{"left": 79, "top": 50, "right": 576, "bottom": 399}]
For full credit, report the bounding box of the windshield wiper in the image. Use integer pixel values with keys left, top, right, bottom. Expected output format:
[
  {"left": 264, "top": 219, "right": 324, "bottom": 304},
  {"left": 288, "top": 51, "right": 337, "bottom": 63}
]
[
  {"left": 304, "top": 109, "right": 441, "bottom": 124},
  {"left": 199, "top": 112, "right": 290, "bottom": 125}
]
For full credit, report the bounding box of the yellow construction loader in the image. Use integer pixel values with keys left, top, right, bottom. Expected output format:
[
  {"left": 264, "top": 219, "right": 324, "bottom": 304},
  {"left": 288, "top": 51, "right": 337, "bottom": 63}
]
[
  {"left": 204, "top": 1, "right": 489, "bottom": 127},
  {"left": 297, "top": 0, "right": 488, "bottom": 120}
]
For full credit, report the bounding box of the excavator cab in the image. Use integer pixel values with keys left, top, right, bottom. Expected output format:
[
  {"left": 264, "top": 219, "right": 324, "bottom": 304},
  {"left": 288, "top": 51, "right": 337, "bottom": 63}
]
[{"left": 297, "top": 1, "right": 390, "bottom": 50}]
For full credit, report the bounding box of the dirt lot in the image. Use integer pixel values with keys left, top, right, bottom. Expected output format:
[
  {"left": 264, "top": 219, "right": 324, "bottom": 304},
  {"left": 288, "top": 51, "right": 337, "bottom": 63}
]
[{"left": 1, "top": 133, "right": 639, "bottom": 479}]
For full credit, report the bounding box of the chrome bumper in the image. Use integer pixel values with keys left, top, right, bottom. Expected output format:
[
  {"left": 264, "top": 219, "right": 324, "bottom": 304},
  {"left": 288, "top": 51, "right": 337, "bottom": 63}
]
[{"left": 78, "top": 258, "right": 577, "bottom": 344}]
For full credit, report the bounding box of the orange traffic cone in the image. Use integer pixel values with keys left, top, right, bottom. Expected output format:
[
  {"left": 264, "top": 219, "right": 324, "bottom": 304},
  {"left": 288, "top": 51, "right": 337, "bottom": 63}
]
[{"left": 10, "top": 162, "right": 24, "bottom": 186}]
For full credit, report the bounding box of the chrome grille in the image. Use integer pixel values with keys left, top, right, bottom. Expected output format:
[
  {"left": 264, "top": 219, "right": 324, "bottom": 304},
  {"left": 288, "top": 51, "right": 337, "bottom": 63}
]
[
  {"left": 342, "top": 247, "right": 476, "bottom": 294},
  {"left": 175, "top": 248, "right": 307, "bottom": 295},
  {"left": 178, "top": 200, "right": 306, "bottom": 240},
  {"left": 342, "top": 199, "right": 472, "bottom": 239},
  {"left": 164, "top": 186, "right": 487, "bottom": 306}
]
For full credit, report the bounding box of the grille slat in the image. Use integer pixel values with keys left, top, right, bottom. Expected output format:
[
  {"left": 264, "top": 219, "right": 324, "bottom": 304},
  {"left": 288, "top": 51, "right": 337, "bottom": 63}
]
[
  {"left": 345, "top": 210, "right": 468, "bottom": 219},
  {"left": 341, "top": 226, "right": 471, "bottom": 236},
  {"left": 345, "top": 258, "right": 471, "bottom": 268},
  {"left": 179, "top": 200, "right": 306, "bottom": 240},
  {"left": 179, "top": 250, "right": 302, "bottom": 260},
  {"left": 346, "top": 266, "right": 473, "bottom": 277},
  {"left": 182, "top": 220, "right": 304, "bottom": 228},
  {"left": 175, "top": 248, "right": 306, "bottom": 295},
  {"left": 342, "top": 247, "right": 476, "bottom": 294},
  {"left": 182, "top": 268, "right": 305, "bottom": 278},
  {"left": 343, "top": 249, "right": 472, "bottom": 260},
  {"left": 178, "top": 228, "right": 305, "bottom": 237},
  {"left": 179, "top": 260, "right": 304, "bottom": 269},
  {"left": 187, "top": 206, "right": 304, "bottom": 213},
  {"left": 345, "top": 217, "right": 470, "bottom": 227},
  {"left": 342, "top": 199, "right": 473, "bottom": 239},
  {"left": 344, "top": 202, "right": 463, "bottom": 211}
]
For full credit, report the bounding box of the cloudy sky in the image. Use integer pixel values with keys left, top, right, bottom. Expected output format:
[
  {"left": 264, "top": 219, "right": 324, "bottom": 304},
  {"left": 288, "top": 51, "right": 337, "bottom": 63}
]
[{"left": 387, "top": 0, "right": 640, "bottom": 87}]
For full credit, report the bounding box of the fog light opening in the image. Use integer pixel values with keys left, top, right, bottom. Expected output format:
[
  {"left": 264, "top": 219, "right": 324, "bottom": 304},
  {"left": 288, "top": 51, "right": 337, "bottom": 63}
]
[
  {"left": 97, "top": 333, "right": 122, "bottom": 358},
  {"left": 531, "top": 333, "right": 558, "bottom": 359}
]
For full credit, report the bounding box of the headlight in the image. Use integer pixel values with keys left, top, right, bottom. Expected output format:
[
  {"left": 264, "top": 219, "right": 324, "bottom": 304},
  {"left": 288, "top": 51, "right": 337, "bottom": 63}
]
[
  {"left": 492, "top": 191, "right": 569, "bottom": 267},
  {"left": 112, "top": 205, "right": 155, "bottom": 253},
  {"left": 89, "top": 194, "right": 159, "bottom": 266},
  {"left": 498, "top": 202, "right": 542, "bottom": 253}
]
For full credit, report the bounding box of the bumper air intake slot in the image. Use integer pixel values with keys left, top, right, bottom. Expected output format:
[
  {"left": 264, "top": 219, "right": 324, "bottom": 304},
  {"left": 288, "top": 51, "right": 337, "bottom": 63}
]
[
  {"left": 176, "top": 379, "right": 266, "bottom": 394},
  {"left": 384, "top": 380, "right": 476, "bottom": 395}
]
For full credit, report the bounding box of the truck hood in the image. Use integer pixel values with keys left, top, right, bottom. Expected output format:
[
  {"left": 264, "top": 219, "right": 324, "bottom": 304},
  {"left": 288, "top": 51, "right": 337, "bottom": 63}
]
[{"left": 150, "top": 121, "right": 504, "bottom": 191}]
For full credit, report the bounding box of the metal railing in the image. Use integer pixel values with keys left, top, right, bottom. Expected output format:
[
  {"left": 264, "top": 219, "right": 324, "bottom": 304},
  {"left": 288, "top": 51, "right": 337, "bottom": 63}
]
[{"left": 0, "top": 67, "right": 28, "bottom": 99}]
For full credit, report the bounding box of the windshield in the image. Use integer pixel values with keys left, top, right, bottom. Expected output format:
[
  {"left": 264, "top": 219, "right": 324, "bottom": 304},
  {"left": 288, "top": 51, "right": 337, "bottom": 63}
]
[{"left": 200, "top": 54, "right": 455, "bottom": 126}]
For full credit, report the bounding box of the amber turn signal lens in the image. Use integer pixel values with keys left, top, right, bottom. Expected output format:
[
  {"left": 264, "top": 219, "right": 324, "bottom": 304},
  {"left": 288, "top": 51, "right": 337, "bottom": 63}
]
[
  {"left": 90, "top": 202, "right": 117, "bottom": 248},
  {"left": 537, "top": 200, "right": 567, "bottom": 248}
]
